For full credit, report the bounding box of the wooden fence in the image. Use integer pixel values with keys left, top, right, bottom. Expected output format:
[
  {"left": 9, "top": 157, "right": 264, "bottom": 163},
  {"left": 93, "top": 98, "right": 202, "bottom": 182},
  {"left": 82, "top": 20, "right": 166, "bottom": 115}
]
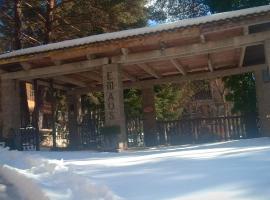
[
  {"left": 77, "top": 115, "right": 250, "bottom": 149},
  {"left": 126, "top": 117, "right": 144, "bottom": 147},
  {"left": 15, "top": 115, "right": 251, "bottom": 150},
  {"left": 157, "top": 116, "right": 248, "bottom": 145},
  {"left": 79, "top": 110, "right": 105, "bottom": 149}
]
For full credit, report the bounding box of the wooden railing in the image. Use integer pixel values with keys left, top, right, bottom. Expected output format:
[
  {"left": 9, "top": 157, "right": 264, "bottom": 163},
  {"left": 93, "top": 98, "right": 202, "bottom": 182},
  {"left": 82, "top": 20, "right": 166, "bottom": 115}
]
[
  {"left": 77, "top": 115, "right": 252, "bottom": 149},
  {"left": 126, "top": 117, "right": 144, "bottom": 147},
  {"left": 79, "top": 111, "right": 105, "bottom": 149},
  {"left": 157, "top": 116, "right": 248, "bottom": 145},
  {"left": 15, "top": 126, "right": 39, "bottom": 151}
]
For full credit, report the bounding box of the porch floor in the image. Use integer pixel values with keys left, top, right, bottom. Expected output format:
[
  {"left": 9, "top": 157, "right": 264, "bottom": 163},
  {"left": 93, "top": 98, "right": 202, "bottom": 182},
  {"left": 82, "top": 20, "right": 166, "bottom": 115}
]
[{"left": 1, "top": 137, "right": 270, "bottom": 200}]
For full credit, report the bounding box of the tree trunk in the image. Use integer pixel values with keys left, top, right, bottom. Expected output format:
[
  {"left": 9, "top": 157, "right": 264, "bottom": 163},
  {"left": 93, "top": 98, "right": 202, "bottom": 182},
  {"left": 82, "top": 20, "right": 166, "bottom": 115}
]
[
  {"left": 14, "top": 0, "right": 22, "bottom": 49},
  {"left": 45, "top": 0, "right": 55, "bottom": 44}
]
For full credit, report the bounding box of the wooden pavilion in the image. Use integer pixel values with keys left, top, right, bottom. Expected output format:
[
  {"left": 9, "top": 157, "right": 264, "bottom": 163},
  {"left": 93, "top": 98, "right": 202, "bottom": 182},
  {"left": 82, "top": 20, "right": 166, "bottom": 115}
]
[{"left": 1, "top": 5, "right": 270, "bottom": 151}]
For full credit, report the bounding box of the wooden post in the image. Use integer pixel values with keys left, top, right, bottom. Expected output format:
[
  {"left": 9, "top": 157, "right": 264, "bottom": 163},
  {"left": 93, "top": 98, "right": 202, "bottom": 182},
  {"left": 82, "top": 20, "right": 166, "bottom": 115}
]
[
  {"left": 1, "top": 79, "right": 21, "bottom": 141},
  {"left": 67, "top": 94, "right": 81, "bottom": 149},
  {"left": 265, "top": 40, "right": 270, "bottom": 74},
  {"left": 255, "top": 70, "right": 270, "bottom": 137},
  {"left": 254, "top": 40, "right": 270, "bottom": 136},
  {"left": 102, "top": 64, "right": 127, "bottom": 151},
  {"left": 141, "top": 86, "right": 158, "bottom": 146},
  {"left": 33, "top": 80, "right": 40, "bottom": 150},
  {"left": 50, "top": 79, "right": 57, "bottom": 149}
]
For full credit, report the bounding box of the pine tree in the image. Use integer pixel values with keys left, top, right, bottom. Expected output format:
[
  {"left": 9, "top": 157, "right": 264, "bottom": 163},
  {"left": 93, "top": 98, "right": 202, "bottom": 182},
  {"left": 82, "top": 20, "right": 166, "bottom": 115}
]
[
  {"left": 149, "top": 0, "right": 209, "bottom": 22},
  {"left": 0, "top": 0, "right": 148, "bottom": 52},
  {"left": 205, "top": 0, "right": 270, "bottom": 13},
  {"left": 0, "top": 0, "right": 24, "bottom": 50}
]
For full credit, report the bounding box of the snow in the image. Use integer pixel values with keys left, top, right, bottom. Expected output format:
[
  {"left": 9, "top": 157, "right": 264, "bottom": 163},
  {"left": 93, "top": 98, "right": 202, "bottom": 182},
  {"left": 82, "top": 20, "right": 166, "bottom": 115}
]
[
  {"left": 1, "top": 5, "right": 270, "bottom": 60},
  {"left": 1, "top": 138, "right": 270, "bottom": 200}
]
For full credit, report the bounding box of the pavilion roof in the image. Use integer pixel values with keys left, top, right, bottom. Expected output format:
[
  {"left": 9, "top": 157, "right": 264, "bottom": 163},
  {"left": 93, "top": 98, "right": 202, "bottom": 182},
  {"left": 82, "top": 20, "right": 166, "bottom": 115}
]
[{"left": 0, "top": 5, "right": 270, "bottom": 61}]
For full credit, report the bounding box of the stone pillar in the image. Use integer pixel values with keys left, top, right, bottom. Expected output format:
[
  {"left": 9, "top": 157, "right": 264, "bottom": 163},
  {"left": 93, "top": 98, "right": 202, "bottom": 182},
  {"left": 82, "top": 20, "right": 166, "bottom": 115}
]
[
  {"left": 1, "top": 79, "right": 21, "bottom": 139},
  {"left": 67, "top": 94, "right": 82, "bottom": 148},
  {"left": 102, "top": 64, "right": 127, "bottom": 151},
  {"left": 255, "top": 70, "right": 270, "bottom": 137},
  {"left": 142, "top": 86, "right": 158, "bottom": 146}
]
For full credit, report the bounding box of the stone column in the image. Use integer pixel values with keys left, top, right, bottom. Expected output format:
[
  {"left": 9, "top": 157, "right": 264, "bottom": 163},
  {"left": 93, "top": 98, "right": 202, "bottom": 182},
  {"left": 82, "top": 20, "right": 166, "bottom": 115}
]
[
  {"left": 102, "top": 64, "right": 127, "bottom": 151},
  {"left": 67, "top": 94, "right": 82, "bottom": 148},
  {"left": 142, "top": 86, "right": 158, "bottom": 146},
  {"left": 255, "top": 70, "right": 270, "bottom": 137},
  {"left": 1, "top": 79, "right": 21, "bottom": 139}
]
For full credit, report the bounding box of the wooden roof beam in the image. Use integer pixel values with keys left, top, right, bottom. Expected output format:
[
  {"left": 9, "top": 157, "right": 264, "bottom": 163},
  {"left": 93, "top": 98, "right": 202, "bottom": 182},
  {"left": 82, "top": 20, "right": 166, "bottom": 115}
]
[
  {"left": 37, "top": 80, "right": 69, "bottom": 91},
  {"left": 54, "top": 76, "right": 87, "bottom": 87},
  {"left": 1, "top": 58, "right": 109, "bottom": 80},
  {"left": 208, "top": 54, "right": 214, "bottom": 72},
  {"left": 239, "top": 26, "right": 249, "bottom": 67},
  {"left": 200, "top": 34, "right": 206, "bottom": 43},
  {"left": 265, "top": 39, "right": 270, "bottom": 73},
  {"left": 125, "top": 64, "right": 266, "bottom": 89},
  {"left": 170, "top": 59, "right": 187, "bottom": 75},
  {"left": 137, "top": 63, "right": 160, "bottom": 79},
  {"left": 112, "top": 30, "right": 270, "bottom": 65},
  {"left": 70, "top": 63, "right": 266, "bottom": 94},
  {"left": 79, "top": 71, "right": 102, "bottom": 82},
  {"left": 0, "top": 69, "right": 6, "bottom": 74},
  {"left": 21, "top": 62, "right": 33, "bottom": 70},
  {"left": 86, "top": 54, "right": 96, "bottom": 60},
  {"left": 122, "top": 70, "right": 137, "bottom": 82},
  {"left": 239, "top": 47, "right": 247, "bottom": 67}
]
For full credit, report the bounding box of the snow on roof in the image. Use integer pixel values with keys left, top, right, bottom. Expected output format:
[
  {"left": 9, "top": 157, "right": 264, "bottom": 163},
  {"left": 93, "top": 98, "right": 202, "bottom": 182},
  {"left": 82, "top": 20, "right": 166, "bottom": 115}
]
[{"left": 1, "top": 5, "right": 270, "bottom": 60}]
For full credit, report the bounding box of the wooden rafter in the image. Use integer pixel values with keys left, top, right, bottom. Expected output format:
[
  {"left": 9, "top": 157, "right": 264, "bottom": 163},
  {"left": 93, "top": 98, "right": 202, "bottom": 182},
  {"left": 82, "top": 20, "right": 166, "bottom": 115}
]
[
  {"left": 70, "top": 64, "right": 266, "bottom": 95},
  {"left": 200, "top": 34, "right": 206, "bottom": 43},
  {"left": 37, "top": 80, "right": 68, "bottom": 91},
  {"left": 126, "top": 64, "right": 266, "bottom": 89},
  {"left": 54, "top": 76, "right": 87, "bottom": 87},
  {"left": 21, "top": 62, "right": 32, "bottom": 70},
  {"left": 239, "top": 26, "right": 249, "bottom": 67},
  {"left": 112, "top": 30, "right": 270, "bottom": 65},
  {"left": 265, "top": 39, "right": 270, "bottom": 73},
  {"left": 52, "top": 59, "right": 62, "bottom": 66},
  {"left": 170, "top": 59, "right": 186, "bottom": 75},
  {"left": 78, "top": 71, "right": 102, "bottom": 82},
  {"left": 137, "top": 63, "right": 160, "bottom": 79},
  {"left": 208, "top": 54, "right": 214, "bottom": 72},
  {"left": 122, "top": 70, "right": 137, "bottom": 82},
  {"left": 1, "top": 58, "right": 109, "bottom": 80}
]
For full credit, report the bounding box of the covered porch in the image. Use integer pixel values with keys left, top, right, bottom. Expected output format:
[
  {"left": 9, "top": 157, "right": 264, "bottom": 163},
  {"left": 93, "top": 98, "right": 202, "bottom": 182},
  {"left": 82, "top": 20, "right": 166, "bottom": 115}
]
[{"left": 1, "top": 6, "right": 270, "bottom": 151}]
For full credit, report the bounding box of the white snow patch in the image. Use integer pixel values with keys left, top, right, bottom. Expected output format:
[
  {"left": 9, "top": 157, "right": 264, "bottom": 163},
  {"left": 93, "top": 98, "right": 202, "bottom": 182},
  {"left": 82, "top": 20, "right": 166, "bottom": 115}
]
[
  {"left": 1, "top": 138, "right": 270, "bottom": 199},
  {"left": 0, "top": 147, "right": 121, "bottom": 200},
  {"left": 0, "top": 5, "right": 270, "bottom": 59},
  {"left": 0, "top": 165, "right": 49, "bottom": 200}
]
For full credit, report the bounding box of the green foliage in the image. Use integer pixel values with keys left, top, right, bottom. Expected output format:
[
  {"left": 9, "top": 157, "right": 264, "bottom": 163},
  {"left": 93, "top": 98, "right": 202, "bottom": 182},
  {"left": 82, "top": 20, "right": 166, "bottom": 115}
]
[
  {"left": 155, "top": 83, "right": 199, "bottom": 120},
  {"left": 223, "top": 73, "right": 257, "bottom": 115},
  {"left": 205, "top": 0, "right": 267, "bottom": 116},
  {"left": 155, "top": 84, "right": 182, "bottom": 120},
  {"left": 81, "top": 92, "right": 104, "bottom": 114},
  {"left": 0, "top": 0, "right": 148, "bottom": 52},
  {"left": 54, "top": 89, "right": 68, "bottom": 135},
  {"left": 204, "top": 0, "right": 270, "bottom": 13},
  {"left": 124, "top": 89, "right": 142, "bottom": 119},
  {"left": 149, "top": 0, "right": 209, "bottom": 22}
]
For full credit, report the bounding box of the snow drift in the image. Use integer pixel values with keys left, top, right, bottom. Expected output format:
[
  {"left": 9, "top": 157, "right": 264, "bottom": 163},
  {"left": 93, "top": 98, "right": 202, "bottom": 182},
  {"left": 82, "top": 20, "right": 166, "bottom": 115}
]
[{"left": 0, "top": 147, "right": 120, "bottom": 200}]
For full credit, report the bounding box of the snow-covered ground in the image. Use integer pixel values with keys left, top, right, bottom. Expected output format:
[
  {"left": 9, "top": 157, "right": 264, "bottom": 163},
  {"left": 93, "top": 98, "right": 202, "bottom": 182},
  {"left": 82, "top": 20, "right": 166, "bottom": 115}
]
[{"left": 1, "top": 138, "right": 270, "bottom": 200}]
